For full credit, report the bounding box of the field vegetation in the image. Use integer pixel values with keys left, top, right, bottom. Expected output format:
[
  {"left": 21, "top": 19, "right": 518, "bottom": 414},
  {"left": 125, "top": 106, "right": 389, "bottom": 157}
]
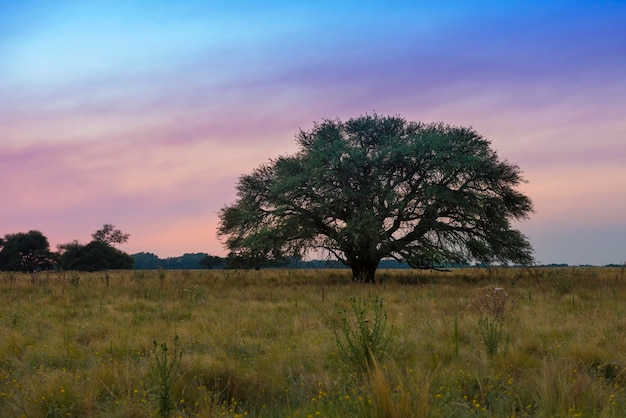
[{"left": 1, "top": 267, "right": 626, "bottom": 417}]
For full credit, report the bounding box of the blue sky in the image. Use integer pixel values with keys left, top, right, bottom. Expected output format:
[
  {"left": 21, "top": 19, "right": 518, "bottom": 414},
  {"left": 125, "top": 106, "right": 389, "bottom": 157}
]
[{"left": 1, "top": 1, "right": 625, "bottom": 264}]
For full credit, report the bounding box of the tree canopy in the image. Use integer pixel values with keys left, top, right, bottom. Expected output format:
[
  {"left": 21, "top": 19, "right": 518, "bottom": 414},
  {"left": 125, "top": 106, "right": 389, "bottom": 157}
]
[
  {"left": 91, "top": 224, "right": 130, "bottom": 246},
  {"left": 58, "top": 224, "right": 133, "bottom": 271},
  {"left": 0, "top": 230, "right": 56, "bottom": 272},
  {"left": 218, "top": 114, "right": 534, "bottom": 282},
  {"left": 199, "top": 255, "right": 225, "bottom": 269},
  {"left": 132, "top": 252, "right": 224, "bottom": 270},
  {"left": 59, "top": 240, "right": 133, "bottom": 271}
]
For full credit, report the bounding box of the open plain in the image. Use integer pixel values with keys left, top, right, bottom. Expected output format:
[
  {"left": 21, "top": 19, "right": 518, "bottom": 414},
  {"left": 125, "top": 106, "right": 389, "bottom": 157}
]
[{"left": 1, "top": 267, "right": 625, "bottom": 417}]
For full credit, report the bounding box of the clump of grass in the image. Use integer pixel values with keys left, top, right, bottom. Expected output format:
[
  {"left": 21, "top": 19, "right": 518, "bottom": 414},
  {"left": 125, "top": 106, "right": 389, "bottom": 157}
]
[
  {"left": 68, "top": 272, "right": 80, "bottom": 287},
  {"left": 357, "top": 359, "right": 431, "bottom": 418},
  {"left": 552, "top": 274, "right": 574, "bottom": 295},
  {"left": 184, "top": 285, "right": 209, "bottom": 302},
  {"left": 531, "top": 358, "right": 607, "bottom": 416}
]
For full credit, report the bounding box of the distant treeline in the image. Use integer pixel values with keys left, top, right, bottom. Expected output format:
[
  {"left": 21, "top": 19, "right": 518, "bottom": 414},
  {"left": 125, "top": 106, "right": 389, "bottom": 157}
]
[
  {"left": 132, "top": 252, "right": 223, "bottom": 270},
  {"left": 132, "top": 252, "right": 626, "bottom": 271},
  {"left": 131, "top": 252, "right": 475, "bottom": 270}
]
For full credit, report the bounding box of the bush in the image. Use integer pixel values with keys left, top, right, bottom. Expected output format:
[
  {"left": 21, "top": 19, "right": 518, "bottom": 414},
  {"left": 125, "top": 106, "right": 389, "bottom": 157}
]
[
  {"left": 333, "top": 297, "right": 393, "bottom": 373},
  {"left": 60, "top": 241, "right": 133, "bottom": 271}
]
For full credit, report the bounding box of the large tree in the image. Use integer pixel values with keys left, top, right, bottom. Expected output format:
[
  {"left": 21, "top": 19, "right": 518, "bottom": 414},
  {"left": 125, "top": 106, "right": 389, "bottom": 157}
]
[
  {"left": 0, "top": 230, "right": 56, "bottom": 272},
  {"left": 218, "top": 114, "right": 534, "bottom": 282}
]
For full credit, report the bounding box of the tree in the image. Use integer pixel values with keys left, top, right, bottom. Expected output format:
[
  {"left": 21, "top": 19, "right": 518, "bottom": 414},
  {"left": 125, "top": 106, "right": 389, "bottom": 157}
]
[
  {"left": 159, "top": 253, "right": 213, "bottom": 269},
  {"left": 59, "top": 240, "right": 133, "bottom": 271},
  {"left": 223, "top": 251, "right": 287, "bottom": 270},
  {"left": 58, "top": 225, "right": 133, "bottom": 271},
  {"left": 199, "top": 255, "right": 224, "bottom": 269},
  {"left": 0, "top": 230, "right": 56, "bottom": 272},
  {"left": 91, "top": 224, "right": 130, "bottom": 246},
  {"left": 132, "top": 252, "right": 160, "bottom": 269},
  {"left": 218, "top": 114, "right": 534, "bottom": 283}
]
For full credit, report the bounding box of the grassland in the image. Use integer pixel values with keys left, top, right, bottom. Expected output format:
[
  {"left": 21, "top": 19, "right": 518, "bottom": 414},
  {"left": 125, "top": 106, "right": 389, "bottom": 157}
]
[{"left": 1, "top": 266, "right": 626, "bottom": 417}]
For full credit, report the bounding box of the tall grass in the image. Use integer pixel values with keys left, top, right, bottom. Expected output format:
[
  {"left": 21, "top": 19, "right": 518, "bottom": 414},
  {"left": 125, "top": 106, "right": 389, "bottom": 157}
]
[{"left": 0, "top": 267, "right": 625, "bottom": 416}]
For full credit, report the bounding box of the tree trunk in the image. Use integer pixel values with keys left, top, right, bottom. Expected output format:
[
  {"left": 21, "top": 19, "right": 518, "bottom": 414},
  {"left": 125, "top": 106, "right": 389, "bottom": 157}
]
[{"left": 350, "top": 258, "right": 380, "bottom": 283}]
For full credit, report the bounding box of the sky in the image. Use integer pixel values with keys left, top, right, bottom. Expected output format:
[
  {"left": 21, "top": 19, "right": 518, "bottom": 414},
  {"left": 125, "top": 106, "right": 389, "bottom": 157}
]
[{"left": 1, "top": 1, "right": 625, "bottom": 265}]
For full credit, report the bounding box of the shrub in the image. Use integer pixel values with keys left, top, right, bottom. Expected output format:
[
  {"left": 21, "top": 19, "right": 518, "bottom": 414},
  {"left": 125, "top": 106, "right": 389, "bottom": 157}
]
[
  {"left": 333, "top": 297, "right": 393, "bottom": 373},
  {"left": 466, "top": 286, "right": 515, "bottom": 321},
  {"left": 152, "top": 335, "right": 183, "bottom": 417},
  {"left": 478, "top": 316, "right": 509, "bottom": 357}
]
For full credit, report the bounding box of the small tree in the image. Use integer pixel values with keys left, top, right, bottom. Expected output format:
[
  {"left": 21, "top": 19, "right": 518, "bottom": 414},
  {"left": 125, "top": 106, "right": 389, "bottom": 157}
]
[
  {"left": 91, "top": 224, "right": 130, "bottom": 246},
  {"left": 218, "top": 114, "right": 534, "bottom": 282},
  {"left": 0, "top": 230, "right": 56, "bottom": 272}
]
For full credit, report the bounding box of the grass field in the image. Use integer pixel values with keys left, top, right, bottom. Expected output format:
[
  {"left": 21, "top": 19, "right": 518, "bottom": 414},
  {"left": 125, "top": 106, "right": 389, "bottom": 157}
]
[{"left": 1, "top": 267, "right": 626, "bottom": 417}]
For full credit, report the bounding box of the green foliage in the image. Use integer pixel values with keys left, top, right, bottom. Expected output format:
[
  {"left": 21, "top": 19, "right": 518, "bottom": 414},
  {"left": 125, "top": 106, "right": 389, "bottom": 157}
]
[
  {"left": 333, "top": 297, "right": 393, "bottom": 373},
  {"left": 478, "top": 316, "right": 509, "bottom": 357},
  {"left": 59, "top": 240, "right": 133, "bottom": 271},
  {"left": 132, "top": 251, "right": 161, "bottom": 269},
  {"left": 218, "top": 114, "right": 534, "bottom": 282},
  {"left": 224, "top": 249, "right": 288, "bottom": 270},
  {"left": 133, "top": 252, "right": 225, "bottom": 269},
  {"left": 152, "top": 335, "right": 183, "bottom": 417},
  {"left": 0, "top": 230, "right": 56, "bottom": 272},
  {"left": 91, "top": 223, "right": 130, "bottom": 246},
  {"left": 199, "top": 254, "right": 224, "bottom": 269}
]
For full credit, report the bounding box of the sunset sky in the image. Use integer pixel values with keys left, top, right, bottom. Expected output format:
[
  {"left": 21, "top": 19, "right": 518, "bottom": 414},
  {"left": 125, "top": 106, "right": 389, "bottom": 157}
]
[{"left": 1, "top": 1, "right": 625, "bottom": 265}]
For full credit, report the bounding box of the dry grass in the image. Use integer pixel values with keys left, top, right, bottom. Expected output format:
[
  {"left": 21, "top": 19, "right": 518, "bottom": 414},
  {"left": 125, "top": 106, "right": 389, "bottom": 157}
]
[{"left": 0, "top": 267, "right": 625, "bottom": 416}]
